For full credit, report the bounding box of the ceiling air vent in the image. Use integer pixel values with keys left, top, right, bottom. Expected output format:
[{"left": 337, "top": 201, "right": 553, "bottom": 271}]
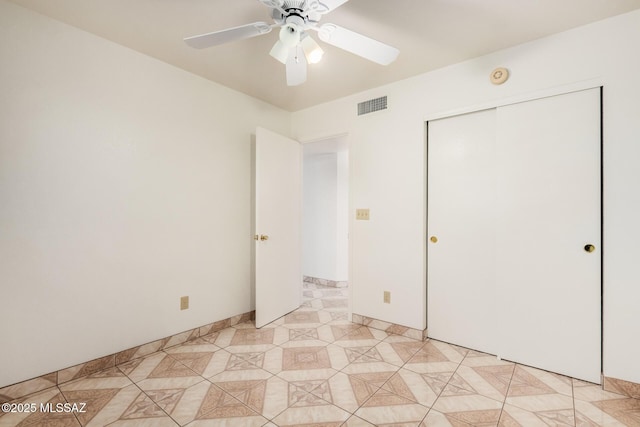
[{"left": 358, "top": 96, "right": 387, "bottom": 116}]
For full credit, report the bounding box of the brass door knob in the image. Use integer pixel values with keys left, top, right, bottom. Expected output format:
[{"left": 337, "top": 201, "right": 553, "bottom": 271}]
[
  {"left": 584, "top": 244, "right": 595, "bottom": 253},
  {"left": 260, "top": 235, "right": 269, "bottom": 241},
  {"left": 430, "top": 236, "right": 438, "bottom": 243}
]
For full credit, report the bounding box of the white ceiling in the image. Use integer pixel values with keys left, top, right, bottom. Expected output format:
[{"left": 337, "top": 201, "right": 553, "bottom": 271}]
[{"left": 9, "top": 0, "right": 640, "bottom": 111}]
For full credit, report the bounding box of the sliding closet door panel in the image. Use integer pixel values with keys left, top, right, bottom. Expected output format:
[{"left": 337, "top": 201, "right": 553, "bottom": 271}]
[
  {"left": 427, "top": 109, "right": 497, "bottom": 354},
  {"left": 495, "top": 89, "right": 601, "bottom": 383}
]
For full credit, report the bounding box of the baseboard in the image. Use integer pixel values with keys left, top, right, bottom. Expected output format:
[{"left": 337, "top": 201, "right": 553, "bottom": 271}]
[
  {"left": 0, "top": 310, "right": 255, "bottom": 404},
  {"left": 303, "top": 275, "right": 348, "bottom": 288},
  {"left": 352, "top": 313, "right": 428, "bottom": 341},
  {"left": 603, "top": 375, "right": 640, "bottom": 399}
]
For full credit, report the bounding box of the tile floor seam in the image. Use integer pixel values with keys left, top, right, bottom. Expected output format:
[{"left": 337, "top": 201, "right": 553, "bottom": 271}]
[
  {"left": 571, "top": 375, "right": 577, "bottom": 427},
  {"left": 309, "top": 379, "right": 357, "bottom": 416},
  {"left": 57, "top": 385, "right": 80, "bottom": 427},
  {"left": 132, "top": 380, "right": 181, "bottom": 427},
  {"left": 204, "top": 380, "right": 266, "bottom": 423},
  {"left": 488, "top": 362, "right": 515, "bottom": 426},
  {"left": 429, "top": 342, "right": 508, "bottom": 427},
  {"left": 330, "top": 335, "right": 392, "bottom": 400},
  {"left": 211, "top": 347, "right": 264, "bottom": 373},
  {"left": 496, "top": 360, "right": 517, "bottom": 426},
  {"left": 140, "top": 350, "right": 206, "bottom": 379},
  {"left": 260, "top": 396, "right": 288, "bottom": 423},
  {"left": 355, "top": 380, "right": 430, "bottom": 426},
  {"left": 114, "top": 352, "right": 210, "bottom": 425},
  {"left": 302, "top": 388, "right": 352, "bottom": 416},
  {"left": 418, "top": 408, "right": 431, "bottom": 426},
  {"left": 59, "top": 385, "right": 84, "bottom": 427},
  {"left": 385, "top": 340, "right": 436, "bottom": 408}
]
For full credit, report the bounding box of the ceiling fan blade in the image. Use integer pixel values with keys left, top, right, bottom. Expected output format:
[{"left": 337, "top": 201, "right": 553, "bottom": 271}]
[
  {"left": 317, "top": 0, "right": 350, "bottom": 13},
  {"left": 184, "top": 22, "right": 272, "bottom": 49},
  {"left": 286, "top": 46, "right": 307, "bottom": 86},
  {"left": 317, "top": 23, "right": 399, "bottom": 65},
  {"left": 259, "top": 0, "right": 286, "bottom": 14}
]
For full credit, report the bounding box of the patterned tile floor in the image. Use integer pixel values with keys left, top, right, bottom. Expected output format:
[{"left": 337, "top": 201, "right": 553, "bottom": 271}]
[{"left": 2, "top": 282, "right": 639, "bottom": 426}]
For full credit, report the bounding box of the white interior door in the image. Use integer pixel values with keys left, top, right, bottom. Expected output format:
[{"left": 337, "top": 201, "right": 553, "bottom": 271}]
[
  {"left": 255, "top": 127, "right": 302, "bottom": 328},
  {"left": 427, "top": 109, "right": 498, "bottom": 354},
  {"left": 495, "top": 89, "right": 601, "bottom": 383}
]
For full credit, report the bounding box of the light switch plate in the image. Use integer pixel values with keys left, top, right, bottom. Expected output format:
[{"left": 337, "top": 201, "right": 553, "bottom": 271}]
[{"left": 356, "top": 209, "right": 370, "bottom": 220}]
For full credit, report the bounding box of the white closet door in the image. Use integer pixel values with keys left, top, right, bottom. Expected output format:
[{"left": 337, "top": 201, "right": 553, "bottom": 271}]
[
  {"left": 495, "top": 89, "right": 601, "bottom": 383},
  {"left": 427, "top": 109, "right": 498, "bottom": 354}
]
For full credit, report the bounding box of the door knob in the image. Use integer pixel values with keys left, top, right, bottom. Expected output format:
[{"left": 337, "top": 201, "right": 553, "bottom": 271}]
[
  {"left": 584, "top": 244, "right": 595, "bottom": 253},
  {"left": 260, "top": 234, "right": 269, "bottom": 241},
  {"left": 430, "top": 236, "right": 438, "bottom": 243}
]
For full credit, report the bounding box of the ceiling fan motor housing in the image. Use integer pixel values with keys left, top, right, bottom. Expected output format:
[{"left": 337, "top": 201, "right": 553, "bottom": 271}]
[
  {"left": 270, "top": 0, "right": 323, "bottom": 26},
  {"left": 283, "top": 0, "right": 321, "bottom": 11}
]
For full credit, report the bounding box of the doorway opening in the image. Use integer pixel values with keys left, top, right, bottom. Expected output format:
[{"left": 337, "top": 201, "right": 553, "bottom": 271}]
[{"left": 302, "top": 136, "right": 350, "bottom": 317}]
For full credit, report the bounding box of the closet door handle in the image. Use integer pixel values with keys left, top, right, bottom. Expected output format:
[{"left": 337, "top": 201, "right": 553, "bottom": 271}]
[
  {"left": 430, "top": 236, "right": 438, "bottom": 243},
  {"left": 584, "top": 244, "right": 595, "bottom": 253}
]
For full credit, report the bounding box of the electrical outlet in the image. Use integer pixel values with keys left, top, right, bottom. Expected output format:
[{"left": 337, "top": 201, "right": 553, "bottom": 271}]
[
  {"left": 356, "top": 208, "right": 370, "bottom": 221},
  {"left": 383, "top": 291, "right": 391, "bottom": 304},
  {"left": 180, "top": 296, "right": 189, "bottom": 310}
]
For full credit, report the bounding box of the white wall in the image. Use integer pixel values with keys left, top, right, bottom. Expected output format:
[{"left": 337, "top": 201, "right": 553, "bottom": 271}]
[
  {"left": 302, "top": 140, "right": 349, "bottom": 281},
  {"left": 303, "top": 154, "right": 338, "bottom": 278},
  {"left": 0, "top": 1, "right": 290, "bottom": 387},
  {"left": 292, "top": 10, "right": 640, "bottom": 385},
  {"left": 335, "top": 150, "right": 349, "bottom": 280}
]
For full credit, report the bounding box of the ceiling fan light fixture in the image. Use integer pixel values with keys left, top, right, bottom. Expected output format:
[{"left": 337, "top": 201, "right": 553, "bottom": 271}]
[
  {"left": 301, "top": 34, "right": 324, "bottom": 64},
  {"left": 279, "top": 24, "right": 301, "bottom": 48},
  {"left": 270, "top": 40, "right": 289, "bottom": 64}
]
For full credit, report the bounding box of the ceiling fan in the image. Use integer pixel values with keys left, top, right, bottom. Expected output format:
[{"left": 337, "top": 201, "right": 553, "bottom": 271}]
[{"left": 184, "top": 0, "right": 400, "bottom": 86}]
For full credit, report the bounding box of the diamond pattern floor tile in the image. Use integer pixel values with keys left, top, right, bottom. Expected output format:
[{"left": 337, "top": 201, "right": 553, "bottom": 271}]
[{"left": 6, "top": 282, "right": 639, "bottom": 427}]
